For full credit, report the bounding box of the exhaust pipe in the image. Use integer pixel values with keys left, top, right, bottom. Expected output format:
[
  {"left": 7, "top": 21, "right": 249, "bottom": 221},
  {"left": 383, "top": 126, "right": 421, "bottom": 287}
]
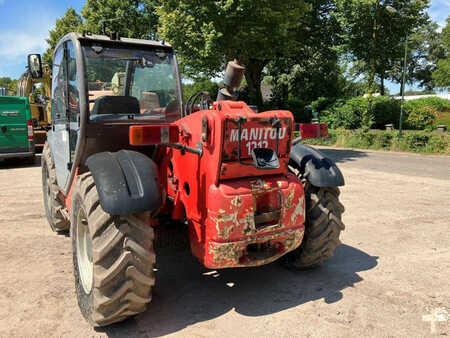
[{"left": 217, "top": 60, "right": 245, "bottom": 101}]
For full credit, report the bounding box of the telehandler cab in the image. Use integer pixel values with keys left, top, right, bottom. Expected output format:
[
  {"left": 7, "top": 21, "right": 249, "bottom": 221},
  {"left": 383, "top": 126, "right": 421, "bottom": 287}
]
[{"left": 40, "top": 32, "right": 345, "bottom": 327}]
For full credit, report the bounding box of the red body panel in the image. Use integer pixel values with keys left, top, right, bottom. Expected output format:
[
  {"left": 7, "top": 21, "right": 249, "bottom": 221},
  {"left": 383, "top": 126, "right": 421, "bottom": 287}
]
[
  {"left": 160, "top": 101, "right": 306, "bottom": 268},
  {"left": 62, "top": 101, "right": 307, "bottom": 269},
  {"left": 198, "top": 174, "right": 305, "bottom": 268},
  {"left": 296, "top": 123, "right": 328, "bottom": 139}
]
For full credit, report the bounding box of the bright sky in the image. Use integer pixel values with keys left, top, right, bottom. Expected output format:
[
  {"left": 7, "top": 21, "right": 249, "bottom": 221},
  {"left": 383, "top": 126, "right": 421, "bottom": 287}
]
[{"left": 0, "top": 0, "right": 448, "bottom": 93}]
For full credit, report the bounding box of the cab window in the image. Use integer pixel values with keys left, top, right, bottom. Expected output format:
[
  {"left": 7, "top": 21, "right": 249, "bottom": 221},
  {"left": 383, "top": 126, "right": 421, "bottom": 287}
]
[
  {"left": 51, "top": 46, "right": 66, "bottom": 121},
  {"left": 66, "top": 41, "right": 80, "bottom": 121},
  {"left": 83, "top": 44, "right": 182, "bottom": 123}
]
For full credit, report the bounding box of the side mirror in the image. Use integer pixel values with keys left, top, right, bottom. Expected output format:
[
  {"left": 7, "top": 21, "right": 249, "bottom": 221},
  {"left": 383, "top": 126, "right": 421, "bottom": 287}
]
[{"left": 28, "top": 54, "right": 43, "bottom": 79}]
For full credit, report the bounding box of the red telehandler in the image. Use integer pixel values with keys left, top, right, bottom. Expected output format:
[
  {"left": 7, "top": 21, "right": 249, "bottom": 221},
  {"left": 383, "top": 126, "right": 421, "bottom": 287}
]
[{"left": 38, "top": 32, "right": 345, "bottom": 326}]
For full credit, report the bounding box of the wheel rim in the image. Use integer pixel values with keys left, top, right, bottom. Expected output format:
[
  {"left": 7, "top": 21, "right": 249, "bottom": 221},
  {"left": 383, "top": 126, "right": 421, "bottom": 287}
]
[{"left": 76, "top": 208, "right": 93, "bottom": 294}]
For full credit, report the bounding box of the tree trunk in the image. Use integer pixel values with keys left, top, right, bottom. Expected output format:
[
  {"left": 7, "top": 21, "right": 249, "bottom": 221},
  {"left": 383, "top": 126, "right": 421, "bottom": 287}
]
[
  {"left": 368, "top": 1, "right": 379, "bottom": 96},
  {"left": 380, "top": 75, "right": 385, "bottom": 96},
  {"left": 244, "top": 59, "right": 266, "bottom": 109}
]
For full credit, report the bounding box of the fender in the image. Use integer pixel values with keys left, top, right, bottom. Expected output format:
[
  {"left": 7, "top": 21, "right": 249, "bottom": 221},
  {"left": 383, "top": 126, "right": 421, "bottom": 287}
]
[
  {"left": 289, "top": 143, "right": 344, "bottom": 187},
  {"left": 86, "top": 150, "right": 161, "bottom": 216}
]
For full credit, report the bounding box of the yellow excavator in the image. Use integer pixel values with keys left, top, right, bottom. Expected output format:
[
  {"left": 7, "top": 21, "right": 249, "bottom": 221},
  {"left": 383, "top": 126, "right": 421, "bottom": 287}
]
[{"left": 17, "top": 56, "right": 52, "bottom": 151}]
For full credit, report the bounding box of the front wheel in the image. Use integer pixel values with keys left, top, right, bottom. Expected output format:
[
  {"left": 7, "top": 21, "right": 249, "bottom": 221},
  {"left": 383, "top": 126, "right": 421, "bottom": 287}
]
[
  {"left": 282, "top": 183, "right": 345, "bottom": 270},
  {"left": 71, "top": 172, "right": 156, "bottom": 326}
]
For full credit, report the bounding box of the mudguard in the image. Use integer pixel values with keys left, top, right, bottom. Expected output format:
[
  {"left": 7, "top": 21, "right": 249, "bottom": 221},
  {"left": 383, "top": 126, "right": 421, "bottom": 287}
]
[
  {"left": 86, "top": 150, "right": 161, "bottom": 215},
  {"left": 289, "top": 144, "right": 344, "bottom": 187}
]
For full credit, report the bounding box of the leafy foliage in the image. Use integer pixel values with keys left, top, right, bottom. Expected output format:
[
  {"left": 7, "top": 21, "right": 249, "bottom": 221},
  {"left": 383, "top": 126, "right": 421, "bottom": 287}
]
[
  {"left": 43, "top": 8, "right": 83, "bottom": 65},
  {"left": 81, "top": 0, "right": 159, "bottom": 39},
  {"left": 335, "top": 0, "right": 430, "bottom": 94},
  {"left": 183, "top": 79, "right": 219, "bottom": 102},
  {"left": 405, "top": 21, "right": 445, "bottom": 90},
  {"left": 402, "top": 97, "right": 450, "bottom": 130},
  {"left": 321, "top": 96, "right": 400, "bottom": 129},
  {"left": 0, "top": 77, "right": 18, "bottom": 95},
  {"left": 42, "top": 2, "right": 160, "bottom": 66},
  {"left": 320, "top": 97, "right": 372, "bottom": 129},
  {"left": 300, "top": 129, "right": 449, "bottom": 154},
  {"left": 404, "top": 106, "right": 437, "bottom": 130},
  {"left": 39, "top": 0, "right": 444, "bottom": 121},
  {"left": 436, "top": 112, "right": 450, "bottom": 130},
  {"left": 432, "top": 16, "right": 450, "bottom": 89},
  {"left": 267, "top": 1, "right": 348, "bottom": 107},
  {"left": 403, "top": 97, "right": 450, "bottom": 113},
  {"left": 157, "top": 0, "right": 309, "bottom": 107},
  {"left": 322, "top": 96, "right": 449, "bottom": 130}
]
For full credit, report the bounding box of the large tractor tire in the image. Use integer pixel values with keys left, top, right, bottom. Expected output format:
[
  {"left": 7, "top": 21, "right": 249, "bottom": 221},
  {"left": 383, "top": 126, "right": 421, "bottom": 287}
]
[
  {"left": 41, "top": 142, "right": 69, "bottom": 232},
  {"left": 70, "top": 173, "right": 155, "bottom": 327},
  {"left": 282, "top": 178, "right": 345, "bottom": 270}
]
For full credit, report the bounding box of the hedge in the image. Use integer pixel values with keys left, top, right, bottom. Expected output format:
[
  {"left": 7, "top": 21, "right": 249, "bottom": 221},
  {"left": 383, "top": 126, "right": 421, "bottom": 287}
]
[
  {"left": 298, "top": 129, "right": 450, "bottom": 154},
  {"left": 319, "top": 96, "right": 450, "bottom": 131}
]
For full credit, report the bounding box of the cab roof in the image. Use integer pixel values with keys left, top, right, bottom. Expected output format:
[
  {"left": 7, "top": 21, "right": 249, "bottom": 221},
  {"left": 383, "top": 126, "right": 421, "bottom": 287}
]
[{"left": 57, "top": 32, "right": 173, "bottom": 52}]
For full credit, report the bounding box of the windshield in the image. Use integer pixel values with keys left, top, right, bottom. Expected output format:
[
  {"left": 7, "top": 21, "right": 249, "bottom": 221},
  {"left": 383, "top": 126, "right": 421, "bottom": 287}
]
[{"left": 83, "top": 43, "right": 181, "bottom": 122}]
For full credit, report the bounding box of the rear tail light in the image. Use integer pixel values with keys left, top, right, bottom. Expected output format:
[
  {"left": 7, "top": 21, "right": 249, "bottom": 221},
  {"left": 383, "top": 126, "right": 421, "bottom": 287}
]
[
  {"left": 298, "top": 123, "right": 328, "bottom": 139},
  {"left": 27, "top": 120, "right": 33, "bottom": 140},
  {"left": 129, "top": 125, "right": 179, "bottom": 145}
]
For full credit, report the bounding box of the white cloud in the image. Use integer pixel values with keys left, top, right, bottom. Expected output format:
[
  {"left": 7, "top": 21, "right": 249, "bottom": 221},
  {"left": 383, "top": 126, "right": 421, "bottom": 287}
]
[
  {"left": 0, "top": 32, "right": 48, "bottom": 60},
  {"left": 0, "top": 7, "right": 58, "bottom": 78}
]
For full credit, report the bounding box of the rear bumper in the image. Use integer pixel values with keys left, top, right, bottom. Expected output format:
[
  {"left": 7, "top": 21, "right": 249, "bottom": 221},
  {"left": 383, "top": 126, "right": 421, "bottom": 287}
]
[
  {"left": 207, "top": 226, "right": 304, "bottom": 268},
  {"left": 0, "top": 151, "right": 34, "bottom": 160},
  {"left": 190, "top": 174, "right": 306, "bottom": 268}
]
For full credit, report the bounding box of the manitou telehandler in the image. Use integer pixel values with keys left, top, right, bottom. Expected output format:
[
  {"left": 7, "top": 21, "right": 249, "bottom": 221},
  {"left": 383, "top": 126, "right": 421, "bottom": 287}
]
[{"left": 39, "top": 32, "right": 345, "bottom": 327}]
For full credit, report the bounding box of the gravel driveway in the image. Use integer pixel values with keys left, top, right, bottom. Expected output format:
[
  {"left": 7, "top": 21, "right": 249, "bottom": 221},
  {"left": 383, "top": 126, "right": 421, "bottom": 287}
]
[{"left": 0, "top": 148, "right": 449, "bottom": 337}]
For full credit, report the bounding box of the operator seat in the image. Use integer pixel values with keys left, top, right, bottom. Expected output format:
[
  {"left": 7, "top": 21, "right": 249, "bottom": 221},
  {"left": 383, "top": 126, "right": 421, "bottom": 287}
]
[
  {"left": 140, "top": 92, "right": 160, "bottom": 113},
  {"left": 90, "top": 96, "right": 140, "bottom": 120}
]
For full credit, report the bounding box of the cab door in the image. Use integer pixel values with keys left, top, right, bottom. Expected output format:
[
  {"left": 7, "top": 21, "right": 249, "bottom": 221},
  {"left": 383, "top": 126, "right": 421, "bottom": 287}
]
[{"left": 48, "top": 41, "right": 80, "bottom": 189}]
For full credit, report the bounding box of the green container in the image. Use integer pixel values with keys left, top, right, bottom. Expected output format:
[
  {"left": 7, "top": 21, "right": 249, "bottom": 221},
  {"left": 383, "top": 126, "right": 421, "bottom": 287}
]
[{"left": 0, "top": 96, "right": 35, "bottom": 160}]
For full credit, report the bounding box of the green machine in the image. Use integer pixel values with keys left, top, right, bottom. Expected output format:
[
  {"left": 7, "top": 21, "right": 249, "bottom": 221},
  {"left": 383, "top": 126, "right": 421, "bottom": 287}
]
[{"left": 0, "top": 96, "right": 35, "bottom": 162}]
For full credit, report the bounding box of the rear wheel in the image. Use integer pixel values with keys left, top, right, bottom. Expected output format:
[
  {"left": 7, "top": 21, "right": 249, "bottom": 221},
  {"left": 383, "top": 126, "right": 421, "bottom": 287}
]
[
  {"left": 71, "top": 173, "right": 155, "bottom": 327},
  {"left": 41, "top": 142, "right": 69, "bottom": 232},
  {"left": 282, "top": 167, "right": 345, "bottom": 269}
]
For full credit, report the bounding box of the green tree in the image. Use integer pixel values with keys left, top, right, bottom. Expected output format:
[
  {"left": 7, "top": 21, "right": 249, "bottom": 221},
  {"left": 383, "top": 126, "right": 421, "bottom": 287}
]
[
  {"left": 81, "top": 0, "right": 159, "bottom": 39},
  {"left": 0, "top": 77, "right": 17, "bottom": 95},
  {"left": 0, "top": 77, "right": 18, "bottom": 95},
  {"left": 43, "top": 2, "right": 160, "bottom": 66},
  {"left": 405, "top": 21, "right": 444, "bottom": 90},
  {"left": 157, "top": 0, "right": 309, "bottom": 108},
  {"left": 183, "top": 79, "right": 219, "bottom": 102},
  {"left": 43, "top": 8, "right": 83, "bottom": 65},
  {"left": 267, "top": 1, "right": 345, "bottom": 107},
  {"left": 335, "top": 0, "right": 430, "bottom": 96},
  {"left": 432, "top": 16, "right": 450, "bottom": 89}
]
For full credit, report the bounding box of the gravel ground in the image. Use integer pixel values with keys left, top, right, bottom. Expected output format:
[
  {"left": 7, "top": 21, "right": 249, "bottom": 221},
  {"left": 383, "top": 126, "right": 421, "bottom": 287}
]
[{"left": 0, "top": 148, "right": 449, "bottom": 337}]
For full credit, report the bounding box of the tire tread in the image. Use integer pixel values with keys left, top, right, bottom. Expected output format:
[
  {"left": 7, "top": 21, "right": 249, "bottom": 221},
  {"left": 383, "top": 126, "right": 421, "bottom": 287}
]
[
  {"left": 283, "top": 184, "right": 345, "bottom": 270},
  {"left": 71, "top": 173, "right": 155, "bottom": 327}
]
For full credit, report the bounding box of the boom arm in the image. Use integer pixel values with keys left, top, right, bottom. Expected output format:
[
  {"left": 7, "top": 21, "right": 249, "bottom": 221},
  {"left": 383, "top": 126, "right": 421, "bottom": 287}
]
[{"left": 17, "top": 65, "right": 52, "bottom": 126}]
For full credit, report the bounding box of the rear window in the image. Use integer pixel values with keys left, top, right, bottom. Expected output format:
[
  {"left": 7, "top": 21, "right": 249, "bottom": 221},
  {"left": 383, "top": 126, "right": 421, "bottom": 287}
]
[{"left": 83, "top": 43, "right": 182, "bottom": 123}]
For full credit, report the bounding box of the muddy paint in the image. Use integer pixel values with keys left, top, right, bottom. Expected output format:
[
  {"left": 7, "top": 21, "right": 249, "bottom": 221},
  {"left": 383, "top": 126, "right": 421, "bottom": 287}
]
[
  {"left": 208, "top": 227, "right": 304, "bottom": 268},
  {"left": 291, "top": 195, "right": 305, "bottom": 225}
]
